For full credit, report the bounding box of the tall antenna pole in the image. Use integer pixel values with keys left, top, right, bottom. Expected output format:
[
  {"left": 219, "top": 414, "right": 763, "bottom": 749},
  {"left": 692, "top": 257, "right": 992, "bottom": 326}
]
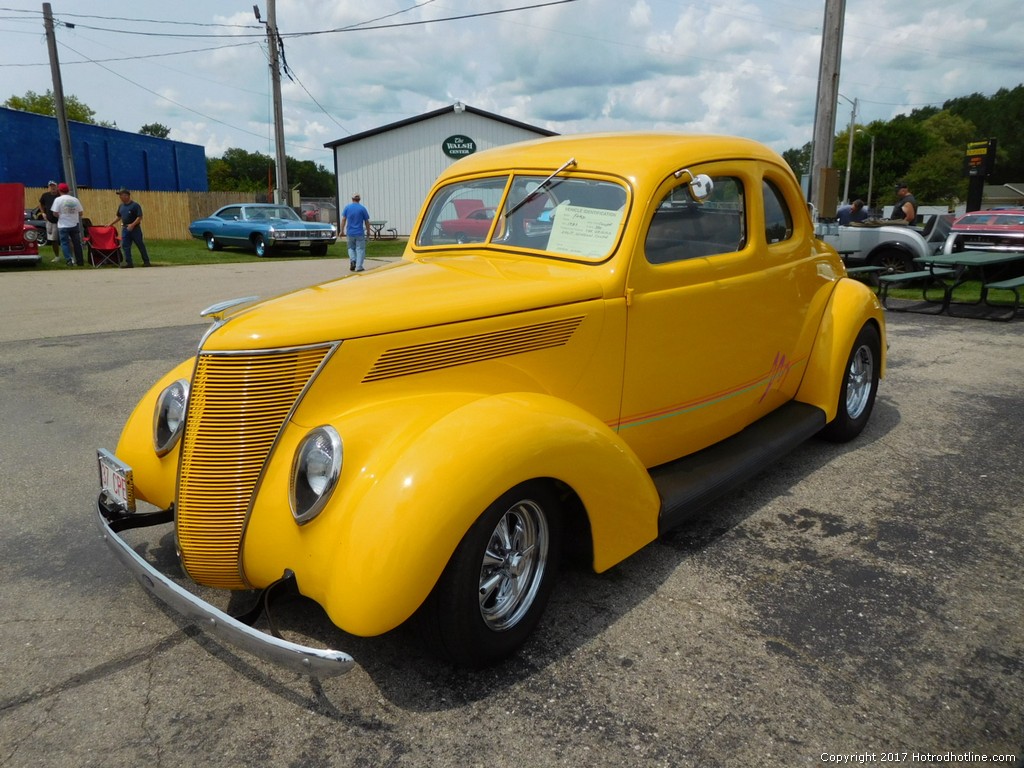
[
  {"left": 43, "top": 3, "right": 77, "bottom": 194},
  {"left": 256, "top": 2, "right": 288, "bottom": 205}
]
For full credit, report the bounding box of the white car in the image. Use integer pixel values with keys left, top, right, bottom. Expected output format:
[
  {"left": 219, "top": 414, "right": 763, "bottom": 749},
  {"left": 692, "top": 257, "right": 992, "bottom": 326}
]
[{"left": 817, "top": 215, "right": 952, "bottom": 273}]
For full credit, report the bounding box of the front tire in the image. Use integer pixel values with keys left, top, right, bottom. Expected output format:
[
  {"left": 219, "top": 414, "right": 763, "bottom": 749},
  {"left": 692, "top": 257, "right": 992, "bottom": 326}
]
[
  {"left": 820, "top": 323, "right": 880, "bottom": 443},
  {"left": 309, "top": 243, "right": 328, "bottom": 257},
  {"left": 417, "top": 481, "right": 562, "bottom": 667}
]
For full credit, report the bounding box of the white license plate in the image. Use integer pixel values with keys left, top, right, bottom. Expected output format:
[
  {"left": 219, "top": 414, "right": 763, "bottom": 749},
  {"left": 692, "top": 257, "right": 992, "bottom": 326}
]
[{"left": 98, "top": 449, "right": 135, "bottom": 513}]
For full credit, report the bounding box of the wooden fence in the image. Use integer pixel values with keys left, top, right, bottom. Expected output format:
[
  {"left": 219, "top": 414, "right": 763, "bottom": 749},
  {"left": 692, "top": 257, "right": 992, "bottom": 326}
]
[{"left": 25, "top": 188, "right": 262, "bottom": 240}]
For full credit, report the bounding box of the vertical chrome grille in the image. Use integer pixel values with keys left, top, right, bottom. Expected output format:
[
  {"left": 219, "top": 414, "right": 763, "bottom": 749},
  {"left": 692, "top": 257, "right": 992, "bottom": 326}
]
[{"left": 176, "top": 344, "right": 333, "bottom": 588}]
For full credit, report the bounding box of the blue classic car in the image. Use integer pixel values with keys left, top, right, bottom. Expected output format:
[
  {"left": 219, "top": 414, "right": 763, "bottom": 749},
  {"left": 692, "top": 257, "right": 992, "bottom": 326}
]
[{"left": 188, "top": 203, "right": 337, "bottom": 257}]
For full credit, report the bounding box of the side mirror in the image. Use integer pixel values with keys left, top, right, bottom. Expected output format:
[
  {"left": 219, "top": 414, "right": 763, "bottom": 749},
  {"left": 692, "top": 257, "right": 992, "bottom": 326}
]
[
  {"left": 688, "top": 174, "right": 714, "bottom": 202},
  {"left": 673, "top": 169, "right": 714, "bottom": 202}
]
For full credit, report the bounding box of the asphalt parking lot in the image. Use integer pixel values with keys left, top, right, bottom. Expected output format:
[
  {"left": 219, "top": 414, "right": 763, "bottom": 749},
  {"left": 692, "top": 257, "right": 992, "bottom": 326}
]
[{"left": 1, "top": 260, "right": 1021, "bottom": 767}]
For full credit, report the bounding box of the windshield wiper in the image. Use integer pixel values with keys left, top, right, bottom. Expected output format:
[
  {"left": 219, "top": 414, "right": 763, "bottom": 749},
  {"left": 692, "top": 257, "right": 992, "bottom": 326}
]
[{"left": 506, "top": 157, "right": 577, "bottom": 218}]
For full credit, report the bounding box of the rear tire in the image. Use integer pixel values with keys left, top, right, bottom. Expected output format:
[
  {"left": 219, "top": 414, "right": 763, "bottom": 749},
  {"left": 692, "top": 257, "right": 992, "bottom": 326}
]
[
  {"left": 205, "top": 234, "right": 222, "bottom": 252},
  {"left": 416, "top": 481, "right": 562, "bottom": 667},
  {"left": 820, "top": 323, "right": 880, "bottom": 443},
  {"left": 870, "top": 248, "right": 914, "bottom": 274}
]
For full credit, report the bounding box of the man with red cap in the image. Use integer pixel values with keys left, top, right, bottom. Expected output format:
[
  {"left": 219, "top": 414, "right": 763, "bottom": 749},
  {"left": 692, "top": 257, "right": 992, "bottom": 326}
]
[{"left": 50, "top": 182, "right": 85, "bottom": 266}]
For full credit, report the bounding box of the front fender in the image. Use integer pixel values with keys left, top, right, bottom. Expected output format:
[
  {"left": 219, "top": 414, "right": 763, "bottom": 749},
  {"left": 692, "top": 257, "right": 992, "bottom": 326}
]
[
  {"left": 113, "top": 358, "right": 195, "bottom": 509},
  {"left": 242, "top": 392, "right": 660, "bottom": 637},
  {"left": 796, "top": 278, "right": 886, "bottom": 421}
]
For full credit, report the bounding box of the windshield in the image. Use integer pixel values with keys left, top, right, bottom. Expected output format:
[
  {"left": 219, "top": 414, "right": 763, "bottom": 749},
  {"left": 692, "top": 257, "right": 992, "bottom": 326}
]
[
  {"left": 416, "top": 174, "right": 628, "bottom": 261},
  {"left": 245, "top": 206, "right": 301, "bottom": 221}
]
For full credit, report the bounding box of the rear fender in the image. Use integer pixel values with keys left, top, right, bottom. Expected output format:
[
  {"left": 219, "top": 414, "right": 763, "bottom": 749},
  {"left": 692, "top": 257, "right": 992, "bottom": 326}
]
[
  {"left": 244, "top": 392, "right": 660, "bottom": 637},
  {"left": 796, "top": 278, "right": 886, "bottom": 421}
]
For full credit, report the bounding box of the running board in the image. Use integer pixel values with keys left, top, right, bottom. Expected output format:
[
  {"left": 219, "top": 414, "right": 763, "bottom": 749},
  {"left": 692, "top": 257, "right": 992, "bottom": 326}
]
[{"left": 652, "top": 401, "right": 826, "bottom": 535}]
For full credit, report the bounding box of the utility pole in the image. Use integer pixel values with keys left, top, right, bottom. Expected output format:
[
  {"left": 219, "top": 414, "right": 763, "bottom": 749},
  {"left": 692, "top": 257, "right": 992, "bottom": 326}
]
[
  {"left": 809, "top": 0, "right": 846, "bottom": 217},
  {"left": 256, "top": 2, "right": 289, "bottom": 206},
  {"left": 43, "top": 3, "right": 77, "bottom": 194}
]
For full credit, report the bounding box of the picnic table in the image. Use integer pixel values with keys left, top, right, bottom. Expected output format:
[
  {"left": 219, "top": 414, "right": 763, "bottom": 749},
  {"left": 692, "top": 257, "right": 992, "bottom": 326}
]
[
  {"left": 879, "top": 249, "right": 1024, "bottom": 320},
  {"left": 368, "top": 220, "right": 397, "bottom": 240}
]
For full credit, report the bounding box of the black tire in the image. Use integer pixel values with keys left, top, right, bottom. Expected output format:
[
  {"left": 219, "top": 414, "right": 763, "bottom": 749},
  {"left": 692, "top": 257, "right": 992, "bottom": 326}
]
[
  {"left": 253, "top": 234, "right": 268, "bottom": 257},
  {"left": 309, "top": 243, "right": 328, "bottom": 257},
  {"left": 205, "top": 234, "right": 222, "bottom": 252},
  {"left": 869, "top": 247, "right": 914, "bottom": 274},
  {"left": 454, "top": 232, "right": 469, "bottom": 244},
  {"left": 416, "top": 481, "right": 562, "bottom": 667},
  {"left": 820, "top": 323, "right": 880, "bottom": 443}
]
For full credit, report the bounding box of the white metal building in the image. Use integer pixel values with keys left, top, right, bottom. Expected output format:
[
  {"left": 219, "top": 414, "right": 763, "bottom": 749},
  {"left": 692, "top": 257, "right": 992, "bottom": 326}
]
[{"left": 326, "top": 103, "right": 557, "bottom": 237}]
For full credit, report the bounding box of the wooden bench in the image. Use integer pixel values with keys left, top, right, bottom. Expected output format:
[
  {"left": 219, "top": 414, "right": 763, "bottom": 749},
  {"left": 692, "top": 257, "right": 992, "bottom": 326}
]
[
  {"left": 981, "top": 275, "right": 1024, "bottom": 321},
  {"left": 878, "top": 268, "right": 955, "bottom": 313}
]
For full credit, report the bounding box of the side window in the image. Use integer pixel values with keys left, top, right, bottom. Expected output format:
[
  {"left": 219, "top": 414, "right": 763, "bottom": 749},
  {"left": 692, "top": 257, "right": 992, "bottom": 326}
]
[
  {"left": 763, "top": 180, "right": 793, "bottom": 244},
  {"left": 645, "top": 176, "right": 745, "bottom": 264}
]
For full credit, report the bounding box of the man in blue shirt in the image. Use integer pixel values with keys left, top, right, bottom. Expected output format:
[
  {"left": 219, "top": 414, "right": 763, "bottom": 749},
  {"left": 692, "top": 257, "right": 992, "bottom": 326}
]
[
  {"left": 341, "top": 194, "right": 371, "bottom": 272},
  {"left": 837, "top": 199, "right": 869, "bottom": 225}
]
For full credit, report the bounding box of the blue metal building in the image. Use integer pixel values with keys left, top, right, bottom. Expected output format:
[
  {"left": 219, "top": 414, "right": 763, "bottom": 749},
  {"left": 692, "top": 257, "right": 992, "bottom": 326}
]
[{"left": 0, "top": 107, "right": 208, "bottom": 191}]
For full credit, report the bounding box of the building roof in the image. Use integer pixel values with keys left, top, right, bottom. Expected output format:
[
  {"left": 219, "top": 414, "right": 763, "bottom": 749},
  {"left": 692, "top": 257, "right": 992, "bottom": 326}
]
[{"left": 324, "top": 103, "right": 557, "bottom": 149}]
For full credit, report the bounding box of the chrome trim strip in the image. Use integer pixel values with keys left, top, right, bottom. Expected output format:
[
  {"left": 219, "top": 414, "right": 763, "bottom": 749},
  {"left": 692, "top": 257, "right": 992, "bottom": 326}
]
[{"left": 96, "top": 502, "right": 355, "bottom": 678}]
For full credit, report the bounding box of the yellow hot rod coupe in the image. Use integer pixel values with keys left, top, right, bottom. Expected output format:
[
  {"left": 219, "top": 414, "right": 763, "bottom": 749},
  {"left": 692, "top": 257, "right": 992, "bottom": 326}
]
[{"left": 97, "top": 133, "right": 885, "bottom": 677}]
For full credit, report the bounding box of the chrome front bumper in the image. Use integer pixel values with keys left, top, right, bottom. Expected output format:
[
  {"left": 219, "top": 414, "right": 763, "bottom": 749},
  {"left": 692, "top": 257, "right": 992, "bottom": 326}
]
[{"left": 95, "top": 501, "right": 355, "bottom": 678}]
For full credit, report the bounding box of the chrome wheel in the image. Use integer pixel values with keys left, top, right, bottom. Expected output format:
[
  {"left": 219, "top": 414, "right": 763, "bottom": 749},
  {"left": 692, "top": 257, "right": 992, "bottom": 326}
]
[
  {"left": 416, "top": 481, "right": 561, "bottom": 667},
  {"left": 845, "top": 341, "right": 874, "bottom": 419},
  {"left": 478, "top": 499, "right": 549, "bottom": 631},
  {"left": 820, "top": 323, "right": 880, "bottom": 443},
  {"left": 253, "top": 234, "right": 267, "bottom": 257}
]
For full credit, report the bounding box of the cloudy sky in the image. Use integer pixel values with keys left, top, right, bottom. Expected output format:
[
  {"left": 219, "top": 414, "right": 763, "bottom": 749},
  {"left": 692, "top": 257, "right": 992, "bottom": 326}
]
[{"left": 1, "top": 0, "right": 1020, "bottom": 164}]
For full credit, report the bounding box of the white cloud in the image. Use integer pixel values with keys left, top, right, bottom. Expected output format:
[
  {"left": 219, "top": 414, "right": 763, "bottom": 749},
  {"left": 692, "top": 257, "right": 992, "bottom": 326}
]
[{"left": 0, "top": 0, "right": 1020, "bottom": 162}]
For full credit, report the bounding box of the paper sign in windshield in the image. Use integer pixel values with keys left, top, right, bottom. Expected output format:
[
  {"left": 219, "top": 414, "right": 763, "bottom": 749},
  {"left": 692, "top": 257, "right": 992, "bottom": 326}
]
[{"left": 546, "top": 204, "right": 622, "bottom": 258}]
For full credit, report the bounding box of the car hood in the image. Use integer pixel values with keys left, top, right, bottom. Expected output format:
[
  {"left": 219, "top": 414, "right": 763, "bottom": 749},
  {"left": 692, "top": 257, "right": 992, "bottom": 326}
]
[
  {"left": 952, "top": 223, "right": 1024, "bottom": 233},
  {"left": 201, "top": 254, "right": 606, "bottom": 351}
]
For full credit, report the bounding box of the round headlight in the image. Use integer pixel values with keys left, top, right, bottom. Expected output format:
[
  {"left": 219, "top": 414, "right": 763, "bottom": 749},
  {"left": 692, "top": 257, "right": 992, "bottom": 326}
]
[
  {"left": 291, "top": 426, "right": 342, "bottom": 524},
  {"left": 153, "top": 379, "right": 189, "bottom": 456},
  {"left": 24, "top": 228, "right": 39, "bottom": 243}
]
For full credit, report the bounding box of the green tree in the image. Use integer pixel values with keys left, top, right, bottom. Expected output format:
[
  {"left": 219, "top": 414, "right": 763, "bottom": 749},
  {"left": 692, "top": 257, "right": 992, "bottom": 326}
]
[
  {"left": 139, "top": 122, "right": 171, "bottom": 138},
  {"left": 3, "top": 89, "right": 112, "bottom": 126},
  {"left": 784, "top": 84, "right": 1024, "bottom": 205},
  {"left": 207, "top": 147, "right": 335, "bottom": 197},
  {"left": 782, "top": 142, "right": 812, "bottom": 180}
]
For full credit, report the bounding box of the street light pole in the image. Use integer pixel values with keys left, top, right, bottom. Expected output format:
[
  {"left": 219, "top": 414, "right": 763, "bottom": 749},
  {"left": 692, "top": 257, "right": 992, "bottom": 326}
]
[
  {"left": 840, "top": 95, "right": 857, "bottom": 205},
  {"left": 867, "top": 133, "right": 875, "bottom": 211}
]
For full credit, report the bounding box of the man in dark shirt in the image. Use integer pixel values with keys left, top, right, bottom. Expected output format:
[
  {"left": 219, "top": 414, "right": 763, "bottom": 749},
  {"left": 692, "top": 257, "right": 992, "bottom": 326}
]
[
  {"left": 891, "top": 182, "right": 917, "bottom": 224},
  {"left": 108, "top": 189, "right": 151, "bottom": 267},
  {"left": 38, "top": 180, "right": 61, "bottom": 261}
]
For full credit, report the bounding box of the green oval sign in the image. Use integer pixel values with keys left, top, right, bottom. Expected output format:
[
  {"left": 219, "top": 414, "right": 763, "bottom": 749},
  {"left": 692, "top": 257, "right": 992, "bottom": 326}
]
[{"left": 442, "top": 135, "right": 477, "bottom": 158}]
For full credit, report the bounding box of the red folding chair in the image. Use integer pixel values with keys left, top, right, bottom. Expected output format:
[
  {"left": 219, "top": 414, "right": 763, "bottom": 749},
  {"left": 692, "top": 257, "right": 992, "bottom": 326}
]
[{"left": 85, "top": 226, "right": 122, "bottom": 267}]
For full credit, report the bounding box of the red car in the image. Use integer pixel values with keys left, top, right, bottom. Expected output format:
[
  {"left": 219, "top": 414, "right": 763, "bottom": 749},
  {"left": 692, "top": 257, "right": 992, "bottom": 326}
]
[
  {"left": 943, "top": 208, "right": 1024, "bottom": 254},
  {"left": 0, "top": 183, "right": 41, "bottom": 266},
  {"left": 438, "top": 199, "right": 498, "bottom": 243}
]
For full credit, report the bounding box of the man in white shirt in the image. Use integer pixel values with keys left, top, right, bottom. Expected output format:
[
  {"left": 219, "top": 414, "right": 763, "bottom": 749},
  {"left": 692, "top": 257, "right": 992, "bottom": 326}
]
[{"left": 50, "top": 182, "right": 85, "bottom": 266}]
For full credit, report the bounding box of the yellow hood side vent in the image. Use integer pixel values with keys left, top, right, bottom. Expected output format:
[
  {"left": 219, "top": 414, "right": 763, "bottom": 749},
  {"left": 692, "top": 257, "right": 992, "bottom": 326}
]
[{"left": 363, "top": 316, "right": 585, "bottom": 382}]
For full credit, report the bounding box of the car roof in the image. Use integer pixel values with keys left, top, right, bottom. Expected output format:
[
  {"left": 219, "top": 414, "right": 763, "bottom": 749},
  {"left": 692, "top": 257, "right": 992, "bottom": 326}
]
[{"left": 440, "top": 132, "right": 789, "bottom": 182}]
